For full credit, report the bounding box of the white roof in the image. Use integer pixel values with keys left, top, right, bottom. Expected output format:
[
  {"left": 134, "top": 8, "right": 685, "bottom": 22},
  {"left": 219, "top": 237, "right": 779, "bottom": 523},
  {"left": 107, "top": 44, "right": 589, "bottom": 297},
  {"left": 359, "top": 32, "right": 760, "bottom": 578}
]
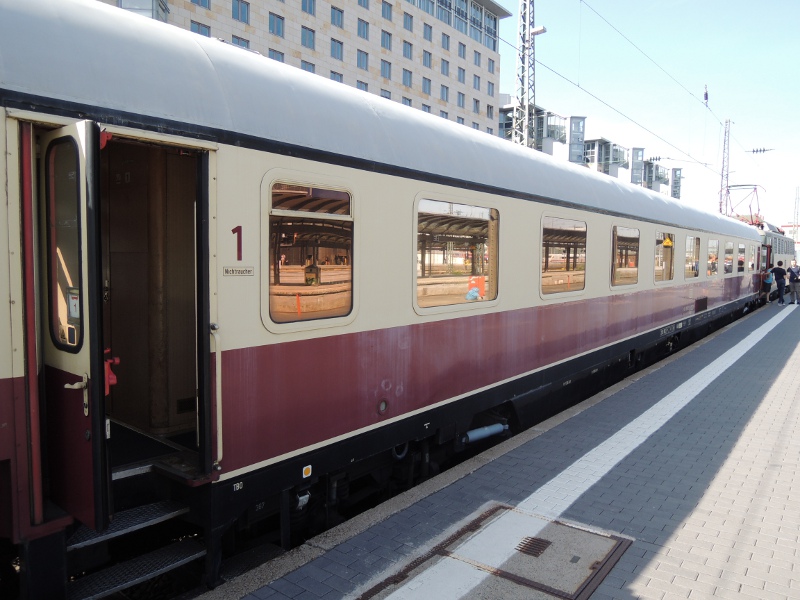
[{"left": 0, "top": 0, "right": 758, "bottom": 241}]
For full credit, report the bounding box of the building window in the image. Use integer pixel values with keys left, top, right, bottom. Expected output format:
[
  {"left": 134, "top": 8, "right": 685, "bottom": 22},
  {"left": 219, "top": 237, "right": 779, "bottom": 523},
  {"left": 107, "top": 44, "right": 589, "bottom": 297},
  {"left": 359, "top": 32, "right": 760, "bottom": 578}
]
[
  {"left": 487, "top": 81, "right": 494, "bottom": 97},
  {"left": 442, "top": 32, "right": 450, "bottom": 50},
  {"left": 382, "top": 0, "right": 392, "bottom": 19},
  {"left": 612, "top": 226, "right": 639, "bottom": 286},
  {"left": 417, "top": 199, "right": 498, "bottom": 307},
  {"left": 424, "top": 23, "right": 433, "bottom": 40},
  {"left": 403, "top": 68, "right": 412, "bottom": 86},
  {"left": 686, "top": 236, "right": 701, "bottom": 278},
  {"left": 191, "top": 21, "right": 210, "bottom": 36},
  {"left": 381, "top": 30, "right": 392, "bottom": 50},
  {"left": 402, "top": 97, "right": 412, "bottom": 106},
  {"left": 301, "top": 27, "right": 315, "bottom": 49},
  {"left": 488, "top": 58, "right": 495, "bottom": 73},
  {"left": 440, "top": 85, "right": 448, "bottom": 101},
  {"left": 330, "top": 71, "right": 344, "bottom": 82},
  {"left": 381, "top": 59, "right": 392, "bottom": 79},
  {"left": 268, "top": 48, "right": 284, "bottom": 61},
  {"left": 654, "top": 232, "right": 675, "bottom": 282},
  {"left": 403, "top": 41, "right": 413, "bottom": 59},
  {"left": 457, "top": 91, "right": 465, "bottom": 108},
  {"left": 486, "top": 127, "right": 493, "bottom": 134},
  {"left": 472, "top": 98, "right": 479, "bottom": 113},
  {"left": 422, "top": 77, "right": 431, "bottom": 94},
  {"left": 457, "top": 67, "right": 465, "bottom": 83},
  {"left": 458, "top": 42, "right": 466, "bottom": 58},
  {"left": 707, "top": 239, "right": 719, "bottom": 276},
  {"left": 358, "top": 0, "right": 368, "bottom": 8},
  {"left": 331, "top": 6, "right": 344, "bottom": 27},
  {"left": 472, "top": 122, "right": 479, "bottom": 129},
  {"left": 269, "top": 13, "right": 284, "bottom": 37},
  {"left": 232, "top": 35, "right": 249, "bottom": 48},
  {"left": 381, "top": 89, "right": 391, "bottom": 99},
  {"left": 358, "top": 18, "right": 369, "bottom": 39},
  {"left": 422, "top": 104, "right": 431, "bottom": 113},
  {"left": 440, "top": 110, "right": 448, "bottom": 118},
  {"left": 331, "top": 38, "right": 344, "bottom": 60},
  {"left": 486, "top": 105, "right": 493, "bottom": 119},
  {"left": 473, "top": 74, "right": 480, "bottom": 90},
  {"left": 542, "top": 217, "right": 587, "bottom": 294},
  {"left": 191, "top": 0, "right": 209, "bottom": 8},
  {"left": 301, "top": 60, "right": 315, "bottom": 73},
  {"left": 441, "top": 59, "right": 449, "bottom": 76},
  {"left": 474, "top": 50, "right": 481, "bottom": 66},
  {"left": 232, "top": 0, "right": 249, "bottom": 23},
  {"left": 357, "top": 80, "right": 368, "bottom": 91},
  {"left": 357, "top": 50, "right": 369, "bottom": 70},
  {"left": 302, "top": 0, "right": 316, "bottom": 15},
  {"left": 423, "top": 50, "right": 432, "bottom": 67},
  {"left": 269, "top": 183, "right": 353, "bottom": 323},
  {"left": 404, "top": 12, "right": 413, "bottom": 31},
  {"left": 457, "top": 116, "right": 464, "bottom": 124}
]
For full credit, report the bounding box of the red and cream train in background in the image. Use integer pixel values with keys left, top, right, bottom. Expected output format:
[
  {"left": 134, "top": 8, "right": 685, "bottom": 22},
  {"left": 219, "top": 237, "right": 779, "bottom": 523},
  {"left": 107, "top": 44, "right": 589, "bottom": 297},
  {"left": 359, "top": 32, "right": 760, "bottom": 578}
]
[{"left": 0, "top": 0, "right": 781, "bottom": 597}]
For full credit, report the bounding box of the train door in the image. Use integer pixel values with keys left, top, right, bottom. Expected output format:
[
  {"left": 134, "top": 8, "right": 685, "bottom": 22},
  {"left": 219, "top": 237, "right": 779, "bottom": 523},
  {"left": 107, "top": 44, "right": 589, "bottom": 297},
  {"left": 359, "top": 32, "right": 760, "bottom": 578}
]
[{"left": 38, "top": 121, "right": 109, "bottom": 532}]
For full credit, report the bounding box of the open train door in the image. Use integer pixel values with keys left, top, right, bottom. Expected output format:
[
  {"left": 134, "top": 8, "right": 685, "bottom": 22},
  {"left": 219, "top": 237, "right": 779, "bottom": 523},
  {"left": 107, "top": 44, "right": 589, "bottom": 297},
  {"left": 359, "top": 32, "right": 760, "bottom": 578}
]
[{"left": 39, "top": 121, "right": 109, "bottom": 532}]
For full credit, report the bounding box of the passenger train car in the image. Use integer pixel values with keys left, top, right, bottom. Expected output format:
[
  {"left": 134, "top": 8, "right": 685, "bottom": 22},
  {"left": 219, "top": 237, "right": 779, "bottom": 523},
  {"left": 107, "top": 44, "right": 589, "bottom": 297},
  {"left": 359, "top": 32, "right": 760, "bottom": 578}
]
[{"left": 0, "top": 1, "right": 763, "bottom": 597}]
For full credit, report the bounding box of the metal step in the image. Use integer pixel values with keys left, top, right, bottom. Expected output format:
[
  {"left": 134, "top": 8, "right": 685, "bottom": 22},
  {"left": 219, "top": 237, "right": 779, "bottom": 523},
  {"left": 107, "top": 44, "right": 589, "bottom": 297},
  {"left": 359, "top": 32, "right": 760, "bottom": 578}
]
[
  {"left": 67, "top": 500, "right": 190, "bottom": 551},
  {"left": 67, "top": 538, "right": 206, "bottom": 600}
]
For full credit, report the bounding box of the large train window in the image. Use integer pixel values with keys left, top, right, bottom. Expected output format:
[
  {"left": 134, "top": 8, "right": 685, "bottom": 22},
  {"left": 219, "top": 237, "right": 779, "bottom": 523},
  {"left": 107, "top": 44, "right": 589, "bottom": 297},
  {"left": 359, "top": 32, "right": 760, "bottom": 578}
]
[
  {"left": 684, "top": 236, "right": 700, "bottom": 279},
  {"left": 737, "top": 244, "right": 746, "bottom": 273},
  {"left": 45, "top": 137, "right": 83, "bottom": 350},
  {"left": 654, "top": 231, "right": 674, "bottom": 282},
  {"left": 416, "top": 199, "right": 498, "bottom": 307},
  {"left": 268, "top": 183, "right": 353, "bottom": 323},
  {"left": 723, "top": 241, "right": 734, "bottom": 273},
  {"left": 707, "top": 239, "right": 719, "bottom": 276},
  {"left": 541, "top": 216, "right": 586, "bottom": 294},
  {"left": 611, "top": 226, "right": 639, "bottom": 286}
]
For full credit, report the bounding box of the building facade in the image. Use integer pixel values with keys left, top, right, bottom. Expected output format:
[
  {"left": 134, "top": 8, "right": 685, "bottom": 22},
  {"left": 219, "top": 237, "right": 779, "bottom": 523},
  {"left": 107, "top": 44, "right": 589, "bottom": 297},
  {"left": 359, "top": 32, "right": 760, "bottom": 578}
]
[{"left": 100, "top": 0, "right": 510, "bottom": 133}]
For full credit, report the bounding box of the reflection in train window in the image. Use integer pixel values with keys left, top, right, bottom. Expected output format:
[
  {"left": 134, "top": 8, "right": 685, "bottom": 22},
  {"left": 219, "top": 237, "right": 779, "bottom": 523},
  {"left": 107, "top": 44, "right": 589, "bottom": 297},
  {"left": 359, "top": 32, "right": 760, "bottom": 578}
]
[
  {"left": 748, "top": 244, "right": 756, "bottom": 271},
  {"left": 611, "top": 226, "right": 639, "bottom": 286},
  {"left": 542, "top": 217, "right": 586, "bottom": 294},
  {"left": 737, "top": 243, "right": 746, "bottom": 273},
  {"left": 707, "top": 239, "right": 719, "bottom": 276},
  {"left": 685, "top": 236, "right": 700, "bottom": 278},
  {"left": 46, "top": 137, "right": 83, "bottom": 350},
  {"left": 654, "top": 231, "right": 674, "bottom": 282},
  {"left": 268, "top": 183, "right": 352, "bottom": 323},
  {"left": 416, "top": 199, "right": 498, "bottom": 307},
  {"left": 723, "top": 241, "right": 734, "bottom": 273}
]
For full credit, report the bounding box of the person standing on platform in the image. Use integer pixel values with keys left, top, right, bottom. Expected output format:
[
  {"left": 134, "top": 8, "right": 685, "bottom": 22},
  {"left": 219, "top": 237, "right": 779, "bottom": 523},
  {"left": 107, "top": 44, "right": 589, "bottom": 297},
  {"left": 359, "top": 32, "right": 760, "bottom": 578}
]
[
  {"left": 787, "top": 259, "right": 800, "bottom": 304},
  {"left": 760, "top": 265, "right": 774, "bottom": 302},
  {"left": 771, "top": 261, "right": 787, "bottom": 305}
]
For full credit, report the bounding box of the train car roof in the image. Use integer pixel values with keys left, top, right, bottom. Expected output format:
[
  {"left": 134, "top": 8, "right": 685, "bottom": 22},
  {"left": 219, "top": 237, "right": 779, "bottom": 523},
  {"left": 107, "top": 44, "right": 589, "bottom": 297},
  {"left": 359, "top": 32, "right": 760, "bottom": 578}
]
[{"left": 0, "top": 0, "right": 758, "bottom": 240}]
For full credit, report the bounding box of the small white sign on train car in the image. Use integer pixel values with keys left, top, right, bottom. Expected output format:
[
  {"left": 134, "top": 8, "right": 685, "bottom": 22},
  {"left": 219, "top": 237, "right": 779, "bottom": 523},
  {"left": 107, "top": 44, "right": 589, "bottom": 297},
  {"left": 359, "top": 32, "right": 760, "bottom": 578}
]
[{"left": 223, "top": 267, "right": 254, "bottom": 276}]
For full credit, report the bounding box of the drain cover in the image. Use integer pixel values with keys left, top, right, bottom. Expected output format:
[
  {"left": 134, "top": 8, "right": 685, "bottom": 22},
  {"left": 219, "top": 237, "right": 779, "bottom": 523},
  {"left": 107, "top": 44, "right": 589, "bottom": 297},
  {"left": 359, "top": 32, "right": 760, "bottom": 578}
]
[{"left": 359, "top": 504, "right": 631, "bottom": 600}]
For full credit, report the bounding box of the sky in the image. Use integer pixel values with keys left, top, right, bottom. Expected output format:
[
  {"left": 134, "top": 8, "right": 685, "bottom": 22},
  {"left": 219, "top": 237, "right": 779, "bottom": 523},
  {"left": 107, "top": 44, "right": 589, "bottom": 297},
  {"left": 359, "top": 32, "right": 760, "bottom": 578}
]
[{"left": 492, "top": 0, "right": 800, "bottom": 229}]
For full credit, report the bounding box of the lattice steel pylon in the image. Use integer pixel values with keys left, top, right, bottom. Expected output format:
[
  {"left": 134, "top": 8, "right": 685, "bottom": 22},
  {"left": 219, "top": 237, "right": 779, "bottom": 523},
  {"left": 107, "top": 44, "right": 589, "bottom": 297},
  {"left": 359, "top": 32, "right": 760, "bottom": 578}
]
[
  {"left": 719, "top": 119, "right": 730, "bottom": 215},
  {"left": 512, "top": 0, "right": 538, "bottom": 147}
]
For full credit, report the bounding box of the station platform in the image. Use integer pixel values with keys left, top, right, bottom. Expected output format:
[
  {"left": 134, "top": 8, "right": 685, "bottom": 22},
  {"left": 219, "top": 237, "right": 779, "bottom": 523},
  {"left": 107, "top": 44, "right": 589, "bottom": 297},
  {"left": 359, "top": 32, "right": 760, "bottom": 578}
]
[{"left": 198, "top": 302, "right": 800, "bottom": 600}]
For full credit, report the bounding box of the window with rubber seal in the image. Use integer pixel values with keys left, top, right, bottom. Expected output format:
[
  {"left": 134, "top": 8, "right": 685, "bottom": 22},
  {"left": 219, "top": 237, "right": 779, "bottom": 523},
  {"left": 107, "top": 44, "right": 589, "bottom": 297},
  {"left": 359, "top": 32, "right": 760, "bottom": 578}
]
[{"left": 542, "top": 217, "right": 586, "bottom": 294}]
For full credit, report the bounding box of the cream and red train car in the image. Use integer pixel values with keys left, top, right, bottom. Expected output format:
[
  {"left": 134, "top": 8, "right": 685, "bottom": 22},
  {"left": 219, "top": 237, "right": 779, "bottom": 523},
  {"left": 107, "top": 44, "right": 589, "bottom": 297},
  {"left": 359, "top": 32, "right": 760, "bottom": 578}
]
[{"left": 0, "top": 0, "right": 762, "bottom": 597}]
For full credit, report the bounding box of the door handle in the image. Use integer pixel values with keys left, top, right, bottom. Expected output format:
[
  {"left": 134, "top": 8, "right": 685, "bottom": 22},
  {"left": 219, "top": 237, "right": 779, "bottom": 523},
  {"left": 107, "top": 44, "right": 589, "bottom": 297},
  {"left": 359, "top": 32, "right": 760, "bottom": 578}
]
[{"left": 64, "top": 373, "right": 89, "bottom": 416}]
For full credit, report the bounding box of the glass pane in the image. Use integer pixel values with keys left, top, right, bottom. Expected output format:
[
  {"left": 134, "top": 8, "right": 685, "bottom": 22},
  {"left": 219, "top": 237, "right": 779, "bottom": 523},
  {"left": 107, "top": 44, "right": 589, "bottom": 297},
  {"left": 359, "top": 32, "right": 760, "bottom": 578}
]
[
  {"left": 269, "top": 184, "right": 353, "bottom": 323},
  {"left": 724, "top": 242, "right": 734, "bottom": 273},
  {"left": 685, "top": 236, "right": 700, "bottom": 278},
  {"left": 542, "top": 217, "right": 586, "bottom": 294},
  {"left": 707, "top": 239, "right": 719, "bottom": 276},
  {"left": 737, "top": 244, "right": 746, "bottom": 273},
  {"left": 612, "top": 226, "right": 639, "bottom": 286},
  {"left": 654, "top": 232, "right": 674, "bottom": 282},
  {"left": 417, "top": 199, "right": 498, "bottom": 307},
  {"left": 46, "top": 138, "right": 82, "bottom": 348}
]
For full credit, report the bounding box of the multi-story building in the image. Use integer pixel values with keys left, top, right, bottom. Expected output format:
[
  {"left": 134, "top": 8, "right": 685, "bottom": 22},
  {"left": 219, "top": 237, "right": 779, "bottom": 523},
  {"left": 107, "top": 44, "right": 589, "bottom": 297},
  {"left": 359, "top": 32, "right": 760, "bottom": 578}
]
[
  {"left": 583, "top": 138, "right": 630, "bottom": 179},
  {"left": 100, "top": 0, "right": 510, "bottom": 133},
  {"left": 497, "top": 96, "right": 568, "bottom": 159}
]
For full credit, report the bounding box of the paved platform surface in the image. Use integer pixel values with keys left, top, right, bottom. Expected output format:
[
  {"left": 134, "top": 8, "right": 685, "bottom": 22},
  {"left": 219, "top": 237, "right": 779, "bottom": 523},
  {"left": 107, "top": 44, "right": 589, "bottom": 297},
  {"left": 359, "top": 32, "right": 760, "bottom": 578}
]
[{"left": 199, "top": 302, "right": 800, "bottom": 600}]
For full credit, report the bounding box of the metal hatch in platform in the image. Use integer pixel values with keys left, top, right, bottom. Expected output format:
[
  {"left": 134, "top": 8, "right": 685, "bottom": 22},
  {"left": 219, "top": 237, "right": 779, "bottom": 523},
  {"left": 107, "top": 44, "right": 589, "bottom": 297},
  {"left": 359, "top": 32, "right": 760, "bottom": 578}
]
[{"left": 358, "top": 504, "right": 631, "bottom": 600}]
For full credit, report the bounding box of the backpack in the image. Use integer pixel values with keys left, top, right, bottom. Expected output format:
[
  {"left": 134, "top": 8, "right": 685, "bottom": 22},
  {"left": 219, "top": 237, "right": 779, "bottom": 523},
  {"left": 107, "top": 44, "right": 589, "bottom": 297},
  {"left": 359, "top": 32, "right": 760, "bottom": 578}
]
[{"left": 765, "top": 272, "right": 774, "bottom": 284}]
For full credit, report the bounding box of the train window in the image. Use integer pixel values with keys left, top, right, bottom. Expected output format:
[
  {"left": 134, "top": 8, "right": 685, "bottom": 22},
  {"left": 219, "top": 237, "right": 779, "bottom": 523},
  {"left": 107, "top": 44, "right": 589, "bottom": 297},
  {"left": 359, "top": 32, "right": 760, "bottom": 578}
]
[
  {"left": 541, "top": 217, "right": 586, "bottom": 294},
  {"left": 417, "top": 199, "right": 498, "bottom": 307},
  {"left": 723, "top": 241, "right": 734, "bottom": 273},
  {"left": 654, "top": 231, "right": 675, "bottom": 282},
  {"left": 707, "top": 239, "right": 719, "bottom": 276},
  {"left": 748, "top": 244, "right": 756, "bottom": 271},
  {"left": 611, "top": 226, "right": 639, "bottom": 286},
  {"left": 737, "top": 244, "right": 746, "bottom": 273},
  {"left": 684, "top": 236, "right": 700, "bottom": 279},
  {"left": 46, "top": 137, "right": 83, "bottom": 350},
  {"left": 268, "top": 183, "right": 352, "bottom": 323}
]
